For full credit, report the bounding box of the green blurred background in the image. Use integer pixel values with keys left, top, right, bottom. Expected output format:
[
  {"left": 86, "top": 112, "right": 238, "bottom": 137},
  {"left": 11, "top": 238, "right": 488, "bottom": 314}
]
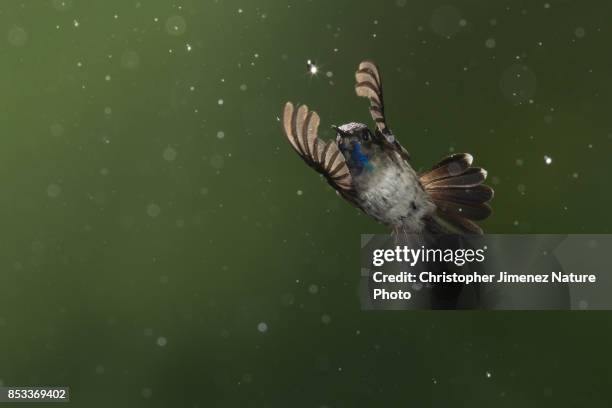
[{"left": 1, "top": 0, "right": 611, "bottom": 406}]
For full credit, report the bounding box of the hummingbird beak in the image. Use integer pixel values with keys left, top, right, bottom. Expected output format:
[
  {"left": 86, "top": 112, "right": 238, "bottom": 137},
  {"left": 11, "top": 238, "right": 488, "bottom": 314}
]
[
  {"left": 331, "top": 125, "right": 345, "bottom": 146},
  {"left": 331, "top": 125, "right": 348, "bottom": 138}
]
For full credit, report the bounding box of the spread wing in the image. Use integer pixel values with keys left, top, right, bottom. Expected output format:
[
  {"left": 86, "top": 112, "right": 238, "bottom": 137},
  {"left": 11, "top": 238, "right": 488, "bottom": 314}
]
[
  {"left": 355, "top": 60, "right": 411, "bottom": 161},
  {"left": 355, "top": 60, "right": 389, "bottom": 135},
  {"left": 282, "top": 102, "right": 353, "bottom": 191}
]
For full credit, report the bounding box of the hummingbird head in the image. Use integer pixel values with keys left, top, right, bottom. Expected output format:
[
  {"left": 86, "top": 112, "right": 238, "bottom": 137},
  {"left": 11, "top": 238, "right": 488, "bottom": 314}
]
[
  {"left": 333, "top": 122, "right": 376, "bottom": 174},
  {"left": 333, "top": 122, "right": 373, "bottom": 148}
]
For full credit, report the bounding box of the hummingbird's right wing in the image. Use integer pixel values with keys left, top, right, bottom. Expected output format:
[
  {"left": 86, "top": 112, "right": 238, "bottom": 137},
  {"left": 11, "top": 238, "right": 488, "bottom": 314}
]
[
  {"left": 355, "top": 60, "right": 389, "bottom": 135},
  {"left": 282, "top": 102, "right": 353, "bottom": 192},
  {"left": 354, "top": 60, "right": 411, "bottom": 161}
]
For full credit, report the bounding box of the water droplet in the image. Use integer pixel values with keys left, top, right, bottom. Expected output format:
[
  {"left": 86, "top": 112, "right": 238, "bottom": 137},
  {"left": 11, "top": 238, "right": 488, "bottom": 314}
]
[
  {"left": 47, "top": 184, "right": 62, "bottom": 198},
  {"left": 52, "top": 0, "right": 73, "bottom": 11},
  {"left": 121, "top": 50, "right": 140, "bottom": 71},
  {"left": 280, "top": 293, "right": 294, "bottom": 307},
  {"left": 146, "top": 203, "right": 161, "bottom": 218},
  {"left": 162, "top": 147, "right": 178, "bottom": 161},
  {"left": 210, "top": 155, "right": 224, "bottom": 169},
  {"left": 7, "top": 26, "right": 28, "bottom": 47},
  {"left": 50, "top": 123, "right": 64, "bottom": 137},
  {"left": 500, "top": 64, "right": 537, "bottom": 105},
  {"left": 430, "top": 6, "right": 463, "bottom": 37},
  {"left": 165, "top": 15, "right": 187, "bottom": 36}
]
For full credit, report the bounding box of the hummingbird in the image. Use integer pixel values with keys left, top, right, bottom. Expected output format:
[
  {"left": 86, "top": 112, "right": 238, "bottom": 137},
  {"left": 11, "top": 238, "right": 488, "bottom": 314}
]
[{"left": 282, "top": 60, "right": 493, "bottom": 236}]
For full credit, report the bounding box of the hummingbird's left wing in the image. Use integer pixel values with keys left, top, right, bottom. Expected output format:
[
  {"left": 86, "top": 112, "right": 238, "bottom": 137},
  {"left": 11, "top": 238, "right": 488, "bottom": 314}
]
[
  {"left": 282, "top": 102, "right": 353, "bottom": 192},
  {"left": 355, "top": 60, "right": 411, "bottom": 161}
]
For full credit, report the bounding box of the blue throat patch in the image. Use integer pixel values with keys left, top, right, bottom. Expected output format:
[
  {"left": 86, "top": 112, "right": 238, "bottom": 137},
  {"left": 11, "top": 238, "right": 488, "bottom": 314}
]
[{"left": 352, "top": 143, "right": 374, "bottom": 172}]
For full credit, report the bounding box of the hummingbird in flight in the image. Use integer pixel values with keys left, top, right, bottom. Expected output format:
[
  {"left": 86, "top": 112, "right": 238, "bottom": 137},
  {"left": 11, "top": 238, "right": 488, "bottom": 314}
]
[{"left": 282, "top": 60, "right": 493, "bottom": 236}]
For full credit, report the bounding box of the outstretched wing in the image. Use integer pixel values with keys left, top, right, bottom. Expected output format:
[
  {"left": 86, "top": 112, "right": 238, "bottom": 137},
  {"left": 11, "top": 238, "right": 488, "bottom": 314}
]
[
  {"left": 282, "top": 102, "right": 353, "bottom": 191},
  {"left": 355, "top": 60, "right": 389, "bottom": 135},
  {"left": 355, "top": 60, "right": 410, "bottom": 161}
]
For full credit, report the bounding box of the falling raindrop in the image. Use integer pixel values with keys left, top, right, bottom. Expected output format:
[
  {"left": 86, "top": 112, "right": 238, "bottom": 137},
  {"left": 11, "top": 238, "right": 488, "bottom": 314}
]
[
  {"left": 165, "top": 15, "right": 187, "bottom": 36},
  {"left": 146, "top": 203, "right": 161, "bottom": 218}
]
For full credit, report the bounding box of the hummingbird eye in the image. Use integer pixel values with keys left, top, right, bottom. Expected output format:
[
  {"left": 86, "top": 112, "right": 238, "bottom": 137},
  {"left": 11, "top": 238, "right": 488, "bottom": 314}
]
[{"left": 362, "top": 129, "right": 371, "bottom": 141}]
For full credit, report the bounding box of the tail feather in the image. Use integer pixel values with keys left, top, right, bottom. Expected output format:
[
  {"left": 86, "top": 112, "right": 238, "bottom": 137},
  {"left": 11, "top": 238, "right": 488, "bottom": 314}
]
[
  {"left": 426, "top": 167, "right": 487, "bottom": 189},
  {"left": 427, "top": 185, "right": 494, "bottom": 204},
  {"left": 419, "top": 153, "right": 473, "bottom": 184},
  {"left": 420, "top": 153, "right": 494, "bottom": 234},
  {"left": 434, "top": 213, "right": 484, "bottom": 235}
]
